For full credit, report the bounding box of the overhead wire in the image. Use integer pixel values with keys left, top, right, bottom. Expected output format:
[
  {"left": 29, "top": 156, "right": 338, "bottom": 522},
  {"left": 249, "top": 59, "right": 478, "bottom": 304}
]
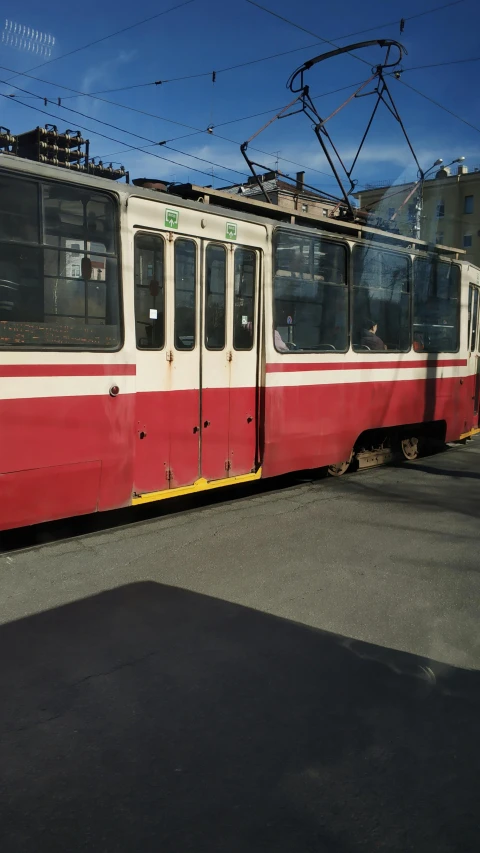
[
  {"left": 296, "top": 0, "right": 469, "bottom": 42},
  {"left": 0, "top": 86, "right": 250, "bottom": 183},
  {"left": 1, "top": 78, "right": 338, "bottom": 192},
  {"left": 3, "top": 0, "right": 197, "bottom": 84},
  {"left": 240, "top": 1, "right": 480, "bottom": 157},
  {"left": 9, "top": 0, "right": 469, "bottom": 98},
  {"left": 394, "top": 77, "right": 480, "bottom": 135},
  {"left": 2, "top": 60, "right": 360, "bottom": 181},
  {"left": 2, "top": 0, "right": 476, "bottom": 189}
]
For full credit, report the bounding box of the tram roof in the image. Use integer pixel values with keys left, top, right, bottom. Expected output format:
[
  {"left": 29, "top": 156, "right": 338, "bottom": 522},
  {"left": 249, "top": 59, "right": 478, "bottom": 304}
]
[{"left": 0, "top": 153, "right": 465, "bottom": 259}]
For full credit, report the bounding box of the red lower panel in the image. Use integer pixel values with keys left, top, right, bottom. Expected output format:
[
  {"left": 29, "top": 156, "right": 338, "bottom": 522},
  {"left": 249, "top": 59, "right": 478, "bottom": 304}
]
[
  {"left": 202, "top": 388, "right": 230, "bottom": 481},
  {"left": 228, "top": 386, "right": 257, "bottom": 476},
  {"left": 201, "top": 386, "right": 258, "bottom": 480},
  {"left": 0, "top": 461, "right": 102, "bottom": 530},
  {"left": 0, "top": 394, "right": 135, "bottom": 530},
  {"left": 135, "top": 387, "right": 257, "bottom": 488},
  {"left": 135, "top": 389, "right": 200, "bottom": 492},
  {"left": 0, "top": 374, "right": 474, "bottom": 530},
  {"left": 262, "top": 376, "right": 471, "bottom": 478}
]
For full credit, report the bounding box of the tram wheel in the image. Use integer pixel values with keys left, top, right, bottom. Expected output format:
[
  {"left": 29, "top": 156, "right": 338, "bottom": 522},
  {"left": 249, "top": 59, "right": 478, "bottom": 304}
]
[
  {"left": 328, "top": 452, "right": 353, "bottom": 477},
  {"left": 401, "top": 437, "right": 419, "bottom": 460}
]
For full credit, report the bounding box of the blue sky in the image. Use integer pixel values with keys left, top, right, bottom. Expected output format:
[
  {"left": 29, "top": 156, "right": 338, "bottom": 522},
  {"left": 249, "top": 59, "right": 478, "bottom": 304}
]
[{"left": 0, "top": 0, "right": 479, "bottom": 197}]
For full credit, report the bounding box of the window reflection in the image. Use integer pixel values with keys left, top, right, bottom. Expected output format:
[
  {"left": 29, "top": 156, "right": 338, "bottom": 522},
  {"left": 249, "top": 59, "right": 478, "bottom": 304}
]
[
  {"left": 134, "top": 234, "right": 165, "bottom": 349},
  {"left": 273, "top": 231, "right": 347, "bottom": 353},
  {"left": 205, "top": 244, "right": 226, "bottom": 350},
  {"left": 234, "top": 249, "right": 256, "bottom": 351},
  {"left": 352, "top": 246, "right": 410, "bottom": 352},
  {"left": 413, "top": 259, "right": 460, "bottom": 352},
  {"left": 174, "top": 239, "right": 196, "bottom": 350}
]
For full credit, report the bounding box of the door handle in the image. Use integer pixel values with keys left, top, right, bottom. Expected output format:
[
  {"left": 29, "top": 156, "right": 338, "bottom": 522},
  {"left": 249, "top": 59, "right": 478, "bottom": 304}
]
[
  {"left": 193, "top": 425, "right": 199, "bottom": 434},
  {"left": 204, "top": 420, "right": 211, "bottom": 428},
  {"left": 247, "top": 416, "right": 253, "bottom": 423}
]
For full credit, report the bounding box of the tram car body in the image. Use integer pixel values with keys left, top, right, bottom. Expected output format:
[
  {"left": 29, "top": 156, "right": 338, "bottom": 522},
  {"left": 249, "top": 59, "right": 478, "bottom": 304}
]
[{"left": 0, "top": 155, "right": 479, "bottom": 530}]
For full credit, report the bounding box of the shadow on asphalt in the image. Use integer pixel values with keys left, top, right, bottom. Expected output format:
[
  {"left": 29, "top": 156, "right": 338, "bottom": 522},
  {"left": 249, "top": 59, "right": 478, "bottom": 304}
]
[{"left": 1, "top": 581, "right": 478, "bottom": 852}]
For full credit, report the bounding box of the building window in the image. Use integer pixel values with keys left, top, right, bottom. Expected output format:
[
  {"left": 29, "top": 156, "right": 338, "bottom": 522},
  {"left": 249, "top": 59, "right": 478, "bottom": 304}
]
[
  {"left": 407, "top": 204, "right": 416, "bottom": 221},
  {"left": 387, "top": 207, "right": 395, "bottom": 219},
  {"left": 273, "top": 231, "right": 348, "bottom": 353},
  {"left": 463, "top": 233, "right": 473, "bottom": 248},
  {"left": 352, "top": 246, "right": 410, "bottom": 352},
  {"left": 301, "top": 203, "right": 308, "bottom": 213},
  {"left": 464, "top": 195, "right": 474, "bottom": 214},
  {"left": 436, "top": 202, "right": 445, "bottom": 218},
  {"left": 322, "top": 208, "right": 328, "bottom": 216},
  {"left": 436, "top": 232, "right": 444, "bottom": 245}
]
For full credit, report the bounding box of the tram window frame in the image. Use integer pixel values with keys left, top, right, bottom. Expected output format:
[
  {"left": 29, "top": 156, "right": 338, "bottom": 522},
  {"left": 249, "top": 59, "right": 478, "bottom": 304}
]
[
  {"left": 233, "top": 247, "right": 256, "bottom": 352},
  {"left": 273, "top": 229, "right": 349, "bottom": 354},
  {"left": 174, "top": 238, "right": 197, "bottom": 351},
  {"left": 413, "top": 258, "right": 460, "bottom": 354},
  {"left": 0, "top": 170, "right": 122, "bottom": 351},
  {"left": 352, "top": 245, "right": 411, "bottom": 353},
  {"left": 204, "top": 243, "right": 227, "bottom": 351},
  {"left": 134, "top": 232, "right": 165, "bottom": 350}
]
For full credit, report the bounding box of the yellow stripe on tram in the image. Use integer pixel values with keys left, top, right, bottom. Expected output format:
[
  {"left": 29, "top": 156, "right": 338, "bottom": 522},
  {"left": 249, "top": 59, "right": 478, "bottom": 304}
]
[{"left": 132, "top": 468, "right": 263, "bottom": 506}]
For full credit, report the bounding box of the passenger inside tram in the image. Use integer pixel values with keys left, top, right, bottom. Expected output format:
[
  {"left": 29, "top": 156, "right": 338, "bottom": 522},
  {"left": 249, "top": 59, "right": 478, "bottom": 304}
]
[
  {"left": 360, "top": 318, "right": 387, "bottom": 351},
  {"left": 274, "top": 328, "right": 291, "bottom": 352}
]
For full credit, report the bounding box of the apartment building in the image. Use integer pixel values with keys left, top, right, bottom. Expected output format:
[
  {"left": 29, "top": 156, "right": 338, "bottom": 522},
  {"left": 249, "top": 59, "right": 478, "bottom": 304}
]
[{"left": 355, "top": 164, "right": 480, "bottom": 264}]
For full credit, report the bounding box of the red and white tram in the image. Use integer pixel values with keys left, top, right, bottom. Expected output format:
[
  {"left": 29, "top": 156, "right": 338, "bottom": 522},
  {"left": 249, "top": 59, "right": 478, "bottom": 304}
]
[{"left": 0, "top": 154, "right": 479, "bottom": 531}]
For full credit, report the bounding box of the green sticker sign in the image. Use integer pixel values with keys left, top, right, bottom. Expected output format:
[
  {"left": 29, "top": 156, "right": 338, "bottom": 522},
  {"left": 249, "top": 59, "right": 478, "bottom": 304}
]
[
  {"left": 226, "top": 222, "right": 237, "bottom": 240},
  {"left": 165, "top": 208, "right": 179, "bottom": 229}
]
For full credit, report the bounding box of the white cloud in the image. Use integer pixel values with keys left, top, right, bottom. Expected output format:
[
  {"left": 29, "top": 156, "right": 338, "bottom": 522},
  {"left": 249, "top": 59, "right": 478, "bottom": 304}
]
[{"left": 76, "top": 50, "right": 137, "bottom": 117}]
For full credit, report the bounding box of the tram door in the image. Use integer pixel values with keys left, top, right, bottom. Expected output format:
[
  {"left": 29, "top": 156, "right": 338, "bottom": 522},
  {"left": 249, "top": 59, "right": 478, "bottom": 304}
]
[
  {"left": 468, "top": 284, "right": 480, "bottom": 422},
  {"left": 134, "top": 232, "right": 259, "bottom": 494},
  {"left": 201, "top": 242, "right": 259, "bottom": 481},
  {"left": 134, "top": 233, "right": 202, "bottom": 492}
]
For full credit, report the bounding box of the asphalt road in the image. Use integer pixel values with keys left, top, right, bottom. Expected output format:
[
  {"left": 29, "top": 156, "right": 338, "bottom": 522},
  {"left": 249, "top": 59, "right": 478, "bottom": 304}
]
[{"left": 1, "top": 441, "right": 480, "bottom": 852}]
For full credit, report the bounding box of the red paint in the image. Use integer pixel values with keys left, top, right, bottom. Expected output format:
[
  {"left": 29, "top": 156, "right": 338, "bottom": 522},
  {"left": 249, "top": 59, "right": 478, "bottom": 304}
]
[
  {"left": 0, "top": 461, "right": 102, "bottom": 530},
  {"left": 227, "top": 386, "right": 257, "bottom": 476},
  {"left": 168, "top": 388, "right": 201, "bottom": 488},
  {"left": 135, "top": 389, "right": 200, "bottom": 492},
  {"left": 262, "top": 375, "right": 469, "bottom": 478},
  {"left": 0, "top": 364, "right": 136, "bottom": 377},
  {"left": 0, "top": 371, "right": 473, "bottom": 531},
  {"left": 134, "top": 386, "right": 258, "bottom": 491},
  {"left": 0, "top": 394, "right": 135, "bottom": 531},
  {"left": 266, "top": 359, "right": 467, "bottom": 373},
  {"left": 201, "top": 387, "right": 230, "bottom": 481}
]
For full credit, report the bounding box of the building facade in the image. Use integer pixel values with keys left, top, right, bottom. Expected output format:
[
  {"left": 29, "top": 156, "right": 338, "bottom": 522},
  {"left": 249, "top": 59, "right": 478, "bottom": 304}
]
[
  {"left": 222, "top": 171, "right": 342, "bottom": 219},
  {"left": 355, "top": 164, "right": 480, "bottom": 265}
]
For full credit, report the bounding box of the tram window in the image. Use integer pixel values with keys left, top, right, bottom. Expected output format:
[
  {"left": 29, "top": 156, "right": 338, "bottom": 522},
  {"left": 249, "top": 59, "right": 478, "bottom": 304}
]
[
  {"left": 469, "top": 286, "right": 479, "bottom": 352},
  {"left": 413, "top": 259, "right": 460, "bottom": 352},
  {"left": 134, "top": 234, "right": 165, "bottom": 349},
  {"left": 273, "top": 230, "right": 348, "bottom": 353},
  {"left": 233, "top": 248, "right": 256, "bottom": 351},
  {"left": 0, "top": 174, "right": 120, "bottom": 349},
  {"left": 352, "top": 246, "right": 410, "bottom": 352},
  {"left": 0, "top": 174, "right": 39, "bottom": 244},
  {"left": 43, "top": 184, "right": 115, "bottom": 254},
  {"left": 174, "top": 239, "right": 196, "bottom": 350},
  {"left": 205, "top": 244, "right": 226, "bottom": 350}
]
